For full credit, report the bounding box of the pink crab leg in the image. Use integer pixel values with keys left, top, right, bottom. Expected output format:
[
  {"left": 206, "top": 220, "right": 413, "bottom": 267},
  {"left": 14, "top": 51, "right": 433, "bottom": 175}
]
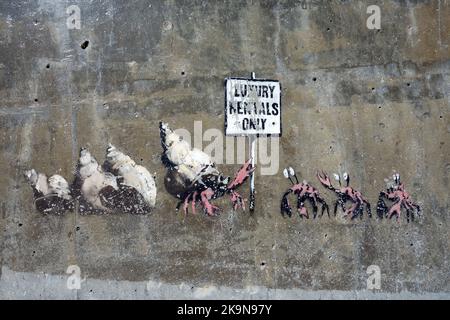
[
  {"left": 191, "top": 191, "right": 198, "bottom": 215},
  {"left": 200, "top": 189, "right": 220, "bottom": 216},
  {"left": 230, "top": 190, "right": 245, "bottom": 211},
  {"left": 183, "top": 195, "right": 190, "bottom": 216},
  {"left": 388, "top": 201, "right": 402, "bottom": 220},
  {"left": 344, "top": 203, "right": 358, "bottom": 217}
]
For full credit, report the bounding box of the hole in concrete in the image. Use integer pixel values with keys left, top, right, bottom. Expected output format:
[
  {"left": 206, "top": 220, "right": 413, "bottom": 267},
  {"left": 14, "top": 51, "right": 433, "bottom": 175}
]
[
  {"left": 327, "top": 27, "right": 330, "bottom": 32},
  {"left": 410, "top": 243, "right": 414, "bottom": 247},
  {"left": 260, "top": 262, "right": 266, "bottom": 266},
  {"left": 439, "top": 115, "right": 443, "bottom": 119},
  {"left": 371, "top": 88, "right": 375, "bottom": 92},
  {"left": 378, "top": 106, "right": 382, "bottom": 109},
  {"left": 181, "top": 71, "right": 185, "bottom": 76},
  {"left": 46, "top": 64, "right": 50, "bottom": 69},
  {"left": 18, "top": 223, "right": 23, "bottom": 227},
  {"left": 407, "top": 83, "right": 411, "bottom": 87},
  {"left": 312, "top": 77, "right": 317, "bottom": 82},
  {"left": 324, "top": 234, "right": 328, "bottom": 238},
  {"left": 34, "top": 98, "right": 38, "bottom": 102},
  {"left": 81, "top": 40, "right": 89, "bottom": 49},
  {"left": 140, "top": 158, "right": 144, "bottom": 162},
  {"left": 76, "top": 226, "right": 80, "bottom": 231}
]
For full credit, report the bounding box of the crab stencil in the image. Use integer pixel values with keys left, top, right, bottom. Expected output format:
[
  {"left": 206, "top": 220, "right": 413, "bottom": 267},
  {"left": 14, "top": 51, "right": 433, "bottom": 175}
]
[
  {"left": 160, "top": 122, "right": 254, "bottom": 216},
  {"left": 317, "top": 171, "right": 371, "bottom": 219},
  {"left": 377, "top": 173, "right": 421, "bottom": 222},
  {"left": 280, "top": 167, "right": 329, "bottom": 219}
]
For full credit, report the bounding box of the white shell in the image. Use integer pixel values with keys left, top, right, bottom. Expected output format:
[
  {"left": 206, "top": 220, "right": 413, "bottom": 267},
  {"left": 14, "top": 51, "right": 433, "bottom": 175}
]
[
  {"left": 161, "top": 123, "right": 218, "bottom": 183},
  {"left": 333, "top": 173, "right": 340, "bottom": 181},
  {"left": 48, "top": 175, "right": 72, "bottom": 200},
  {"left": 25, "top": 169, "right": 71, "bottom": 200},
  {"left": 283, "top": 168, "right": 289, "bottom": 178},
  {"left": 106, "top": 144, "right": 157, "bottom": 207},
  {"left": 343, "top": 172, "right": 348, "bottom": 180},
  {"left": 78, "top": 148, "right": 118, "bottom": 211}
]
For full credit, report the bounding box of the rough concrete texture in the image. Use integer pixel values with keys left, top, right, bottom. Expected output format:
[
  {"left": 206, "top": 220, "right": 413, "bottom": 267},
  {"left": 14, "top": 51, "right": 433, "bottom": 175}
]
[{"left": 0, "top": 0, "right": 449, "bottom": 299}]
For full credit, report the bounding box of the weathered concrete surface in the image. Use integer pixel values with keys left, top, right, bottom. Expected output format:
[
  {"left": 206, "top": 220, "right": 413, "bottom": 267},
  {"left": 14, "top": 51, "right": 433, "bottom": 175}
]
[{"left": 0, "top": 0, "right": 449, "bottom": 299}]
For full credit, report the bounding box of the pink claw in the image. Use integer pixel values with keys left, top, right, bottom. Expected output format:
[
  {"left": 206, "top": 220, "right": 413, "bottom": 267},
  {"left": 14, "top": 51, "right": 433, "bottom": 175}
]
[
  {"left": 316, "top": 170, "right": 332, "bottom": 189},
  {"left": 228, "top": 159, "right": 255, "bottom": 190}
]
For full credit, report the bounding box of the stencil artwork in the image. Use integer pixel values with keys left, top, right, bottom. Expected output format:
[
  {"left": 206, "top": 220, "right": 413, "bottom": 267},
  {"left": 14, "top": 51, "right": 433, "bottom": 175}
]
[
  {"left": 159, "top": 121, "right": 254, "bottom": 216},
  {"left": 25, "top": 144, "right": 157, "bottom": 215},
  {"left": 24, "top": 170, "right": 74, "bottom": 215},
  {"left": 376, "top": 173, "right": 421, "bottom": 222},
  {"left": 317, "top": 171, "right": 371, "bottom": 219},
  {"left": 280, "top": 167, "right": 329, "bottom": 219}
]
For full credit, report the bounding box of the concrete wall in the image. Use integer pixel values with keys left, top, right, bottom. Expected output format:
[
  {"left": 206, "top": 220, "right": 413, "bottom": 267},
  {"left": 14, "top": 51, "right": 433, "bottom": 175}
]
[{"left": 0, "top": 0, "right": 449, "bottom": 299}]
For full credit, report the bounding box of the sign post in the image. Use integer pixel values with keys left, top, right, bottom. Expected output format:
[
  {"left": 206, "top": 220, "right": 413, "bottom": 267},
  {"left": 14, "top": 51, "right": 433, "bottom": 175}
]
[{"left": 224, "top": 73, "right": 281, "bottom": 213}]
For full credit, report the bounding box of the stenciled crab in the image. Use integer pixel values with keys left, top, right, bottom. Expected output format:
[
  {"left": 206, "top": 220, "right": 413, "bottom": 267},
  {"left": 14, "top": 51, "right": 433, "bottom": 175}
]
[
  {"left": 281, "top": 167, "right": 329, "bottom": 219},
  {"left": 377, "top": 173, "right": 421, "bottom": 222},
  {"left": 160, "top": 121, "right": 255, "bottom": 216},
  {"left": 317, "top": 171, "right": 371, "bottom": 219}
]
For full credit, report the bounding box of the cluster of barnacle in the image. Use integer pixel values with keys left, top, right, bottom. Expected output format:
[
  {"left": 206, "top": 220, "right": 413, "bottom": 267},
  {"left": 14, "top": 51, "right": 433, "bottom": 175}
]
[
  {"left": 281, "top": 167, "right": 421, "bottom": 222},
  {"left": 25, "top": 144, "right": 157, "bottom": 215}
]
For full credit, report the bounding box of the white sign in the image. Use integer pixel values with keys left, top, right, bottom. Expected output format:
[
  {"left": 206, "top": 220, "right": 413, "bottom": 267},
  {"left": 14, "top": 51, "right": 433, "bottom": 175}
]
[{"left": 225, "top": 78, "right": 281, "bottom": 136}]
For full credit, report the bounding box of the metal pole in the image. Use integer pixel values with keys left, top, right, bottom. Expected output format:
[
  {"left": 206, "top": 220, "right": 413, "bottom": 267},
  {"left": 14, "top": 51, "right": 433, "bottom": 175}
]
[
  {"left": 249, "top": 135, "right": 256, "bottom": 212},
  {"left": 249, "top": 72, "right": 256, "bottom": 212}
]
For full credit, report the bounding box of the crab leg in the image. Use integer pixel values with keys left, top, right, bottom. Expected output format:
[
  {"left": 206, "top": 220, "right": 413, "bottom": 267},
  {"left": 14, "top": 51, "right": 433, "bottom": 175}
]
[
  {"left": 191, "top": 191, "right": 198, "bottom": 215},
  {"left": 388, "top": 201, "right": 402, "bottom": 220},
  {"left": 200, "top": 188, "right": 220, "bottom": 216},
  {"left": 230, "top": 190, "right": 245, "bottom": 211},
  {"left": 281, "top": 189, "right": 293, "bottom": 217},
  {"left": 344, "top": 202, "right": 358, "bottom": 217}
]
